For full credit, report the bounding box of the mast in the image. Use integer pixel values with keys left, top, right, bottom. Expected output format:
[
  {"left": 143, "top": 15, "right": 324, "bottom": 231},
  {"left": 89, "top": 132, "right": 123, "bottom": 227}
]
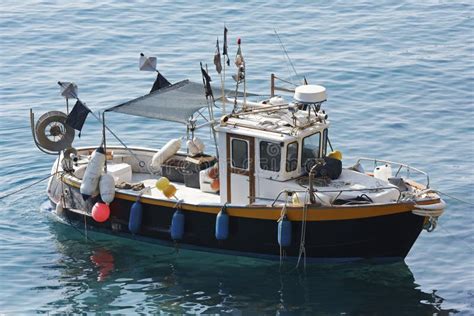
[
  {"left": 221, "top": 42, "right": 226, "bottom": 115},
  {"left": 242, "top": 40, "right": 246, "bottom": 109},
  {"left": 234, "top": 37, "right": 245, "bottom": 112},
  {"left": 222, "top": 26, "right": 229, "bottom": 115}
]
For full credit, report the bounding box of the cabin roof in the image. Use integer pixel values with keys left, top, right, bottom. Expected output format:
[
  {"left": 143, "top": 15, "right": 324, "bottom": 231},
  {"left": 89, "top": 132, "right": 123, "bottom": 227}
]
[{"left": 216, "top": 107, "right": 329, "bottom": 141}]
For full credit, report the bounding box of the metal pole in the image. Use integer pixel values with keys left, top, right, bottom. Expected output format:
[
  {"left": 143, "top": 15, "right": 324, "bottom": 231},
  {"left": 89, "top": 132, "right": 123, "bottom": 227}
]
[
  {"left": 271, "top": 73, "right": 275, "bottom": 97},
  {"left": 242, "top": 46, "right": 247, "bottom": 110},
  {"left": 221, "top": 52, "right": 226, "bottom": 115},
  {"left": 102, "top": 111, "right": 107, "bottom": 172}
]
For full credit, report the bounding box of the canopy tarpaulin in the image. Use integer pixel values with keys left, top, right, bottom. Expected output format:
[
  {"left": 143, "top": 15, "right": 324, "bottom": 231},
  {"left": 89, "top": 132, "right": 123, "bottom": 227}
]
[
  {"left": 106, "top": 80, "right": 209, "bottom": 124},
  {"left": 105, "top": 79, "right": 257, "bottom": 124}
]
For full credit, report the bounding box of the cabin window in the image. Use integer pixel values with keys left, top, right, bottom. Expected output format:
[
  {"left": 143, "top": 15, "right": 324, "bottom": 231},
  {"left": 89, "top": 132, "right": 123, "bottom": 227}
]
[
  {"left": 231, "top": 138, "right": 249, "bottom": 170},
  {"left": 301, "top": 132, "right": 321, "bottom": 170},
  {"left": 286, "top": 142, "right": 298, "bottom": 172},
  {"left": 260, "top": 141, "right": 281, "bottom": 172},
  {"left": 322, "top": 128, "right": 328, "bottom": 157}
]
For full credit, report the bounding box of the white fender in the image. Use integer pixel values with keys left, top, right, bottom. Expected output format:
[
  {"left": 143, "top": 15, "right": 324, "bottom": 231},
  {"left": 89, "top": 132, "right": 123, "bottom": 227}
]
[
  {"left": 74, "top": 164, "right": 87, "bottom": 179},
  {"left": 55, "top": 199, "right": 64, "bottom": 216},
  {"left": 151, "top": 138, "right": 181, "bottom": 170},
  {"left": 414, "top": 199, "right": 446, "bottom": 211},
  {"left": 80, "top": 147, "right": 106, "bottom": 199},
  {"left": 193, "top": 137, "right": 205, "bottom": 152},
  {"left": 187, "top": 140, "right": 201, "bottom": 156},
  {"left": 99, "top": 173, "right": 116, "bottom": 204}
]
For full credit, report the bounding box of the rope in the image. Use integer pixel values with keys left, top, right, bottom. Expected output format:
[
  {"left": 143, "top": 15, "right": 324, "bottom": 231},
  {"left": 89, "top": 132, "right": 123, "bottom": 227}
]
[
  {"left": 274, "top": 29, "right": 299, "bottom": 84},
  {"left": 62, "top": 211, "right": 96, "bottom": 243},
  {"left": 0, "top": 172, "right": 61, "bottom": 200},
  {"left": 273, "top": 76, "right": 298, "bottom": 87},
  {"left": 436, "top": 190, "right": 474, "bottom": 206},
  {"left": 173, "top": 199, "right": 184, "bottom": 210},
  {"left": 278, "top": 193, "right": 289, "bottom": 268},
  {"left": 296, "top": 190, "right": 309, "bottom": 270}
]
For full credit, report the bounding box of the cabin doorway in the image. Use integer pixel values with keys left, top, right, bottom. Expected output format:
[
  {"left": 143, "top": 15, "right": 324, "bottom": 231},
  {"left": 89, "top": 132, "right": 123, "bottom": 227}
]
[{"left": 226, "top": 134, "right": 255, "bottom": 205}]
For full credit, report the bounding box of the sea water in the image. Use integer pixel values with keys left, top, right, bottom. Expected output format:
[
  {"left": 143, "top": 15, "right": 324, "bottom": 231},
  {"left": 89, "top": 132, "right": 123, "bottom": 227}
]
[{"left": 0, "top": 1, "right": 473, "bottom": 314}]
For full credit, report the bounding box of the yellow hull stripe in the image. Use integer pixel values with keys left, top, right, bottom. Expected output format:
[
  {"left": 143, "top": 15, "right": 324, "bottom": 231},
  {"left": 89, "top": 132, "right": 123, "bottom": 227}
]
[{"left": 61, "top": 175, "right": 438, "bottom": 222}]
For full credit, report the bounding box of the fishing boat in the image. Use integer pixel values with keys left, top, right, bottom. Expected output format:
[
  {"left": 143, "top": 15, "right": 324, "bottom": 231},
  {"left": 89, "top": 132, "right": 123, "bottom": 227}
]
[{"left": 30, "top": 36, "right": 445, "bottom": 263}]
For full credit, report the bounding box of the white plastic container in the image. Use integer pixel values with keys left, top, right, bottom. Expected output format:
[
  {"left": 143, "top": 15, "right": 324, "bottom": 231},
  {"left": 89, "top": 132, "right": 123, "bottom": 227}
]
[
  {"left": 373, "top": 164, "right": 392, "bottom": 182},
  {"left": 107, "top": 163, "right": 132, "bottom": 184},
  {"left": 199, "top": 169, "right": 219, "bottom": 193}
]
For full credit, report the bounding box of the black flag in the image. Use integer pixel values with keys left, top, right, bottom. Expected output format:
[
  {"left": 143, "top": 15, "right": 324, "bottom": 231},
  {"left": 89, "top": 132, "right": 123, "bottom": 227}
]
[
  {"left": 214, "top": 38, "right": 222, "bottom": 74},
  {"left": 200, "top": 63, "right": 213, "bottom": 98},
  {"left": 150, "top": 72, "right": 171, "bottom": 93},
  {"left": 223, "top": 26, "right": 230, "bottom": 66},
  {"left": 65, "top": 100, "right": 90, "bottom": 137}
]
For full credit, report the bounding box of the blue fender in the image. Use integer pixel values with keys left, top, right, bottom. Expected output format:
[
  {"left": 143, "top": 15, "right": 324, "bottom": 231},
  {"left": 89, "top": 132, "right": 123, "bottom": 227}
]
[
  {"left": 278, "top": 215, "right": 292, "bottom": 248},
  {"left": 128, "top": 201, "right": 143, "bottom": 234},
  {"left": 215, "top": 207, "right": 229, "bottom": 240},
  {"left": 171, "top": 209, "right": 185, "bottom": 240}
]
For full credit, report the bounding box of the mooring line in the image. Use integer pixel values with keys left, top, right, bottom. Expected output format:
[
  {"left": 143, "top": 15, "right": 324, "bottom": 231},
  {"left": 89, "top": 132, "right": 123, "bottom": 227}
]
[
  {"left": 436, "top": 190, "right": 474, "bottom": 206},
  {"left": 0, "top": 172, "right": 60, "bottom": 200}
]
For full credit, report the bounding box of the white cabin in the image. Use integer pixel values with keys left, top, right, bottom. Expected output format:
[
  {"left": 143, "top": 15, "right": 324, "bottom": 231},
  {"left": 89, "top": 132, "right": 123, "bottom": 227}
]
[{"left": 216, "top": 85, "right": 330, "bottom": 205}]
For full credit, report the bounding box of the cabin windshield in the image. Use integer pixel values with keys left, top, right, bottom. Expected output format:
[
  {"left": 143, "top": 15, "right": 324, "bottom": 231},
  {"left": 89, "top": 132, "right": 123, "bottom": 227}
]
[
  {"left": 286, "top": 141, "right": 298, "bottom": 172},
  {"left": 322, "top": 128, "right": 328, "bottom": 157},
  {"left": 260, "top": 141, "right": 281, "bottom": 172},
  {"left": 301, "top": 132, "right": 321, "bottom": 170}
]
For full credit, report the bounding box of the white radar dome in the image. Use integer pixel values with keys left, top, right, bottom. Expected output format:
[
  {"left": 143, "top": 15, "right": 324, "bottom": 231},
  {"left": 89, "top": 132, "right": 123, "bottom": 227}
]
[{"left": 294, "top": 85, "right": 327, "bottom": 103}]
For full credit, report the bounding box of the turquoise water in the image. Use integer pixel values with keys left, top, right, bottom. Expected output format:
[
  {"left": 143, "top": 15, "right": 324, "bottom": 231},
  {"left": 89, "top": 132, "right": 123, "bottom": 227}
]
[{"left": 1, "top": 0, "right": 473, "bottom": 314}]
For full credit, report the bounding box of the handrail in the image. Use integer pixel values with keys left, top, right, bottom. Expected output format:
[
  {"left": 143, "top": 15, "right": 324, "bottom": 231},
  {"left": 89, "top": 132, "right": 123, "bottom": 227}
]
[
  {"left": 356, "top": 157, "right": 430, "bottom": 188},
  {"left": 269, "top": 185, "right": 402, "bottom": 207},
  {"left": 270, "top": 189, "right": 308, "bottom": 207}
]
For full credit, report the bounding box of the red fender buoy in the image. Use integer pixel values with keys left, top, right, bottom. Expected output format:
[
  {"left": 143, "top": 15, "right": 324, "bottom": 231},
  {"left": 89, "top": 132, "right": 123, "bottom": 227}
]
[{"left": 92, "top": 202, "right": 110, "bottom": 222}]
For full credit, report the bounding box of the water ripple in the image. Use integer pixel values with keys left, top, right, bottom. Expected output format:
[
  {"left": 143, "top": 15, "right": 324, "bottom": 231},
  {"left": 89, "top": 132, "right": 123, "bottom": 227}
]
[{"left": 0, "top": 0, "right": 473, "bottom": 314}]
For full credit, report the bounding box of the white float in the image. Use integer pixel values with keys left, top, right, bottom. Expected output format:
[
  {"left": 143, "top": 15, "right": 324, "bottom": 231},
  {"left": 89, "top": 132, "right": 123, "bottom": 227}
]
[
  {"left": 80, "top": 147, "right": 106, "bottom": 199},
  {"left": 99, "top": 173, "right": 116, "bottom": 204},
  {"left": 151, "top": 138, "right": 181, "bottom": 171}
]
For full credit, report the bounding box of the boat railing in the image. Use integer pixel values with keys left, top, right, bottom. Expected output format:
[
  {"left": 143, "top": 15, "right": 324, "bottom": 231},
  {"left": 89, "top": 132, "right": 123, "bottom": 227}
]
[
  {"left": 356, "top": 157, "right": 430, "bottom": 189},
  {"left": 268, "top": 186, "right": 403, "bottom": 207}
]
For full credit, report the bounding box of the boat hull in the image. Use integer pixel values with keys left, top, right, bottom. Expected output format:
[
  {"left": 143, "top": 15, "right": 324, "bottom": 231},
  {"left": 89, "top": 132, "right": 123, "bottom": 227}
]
[{"left": 49, "top": 179, "right": 426, "bottom": 262}]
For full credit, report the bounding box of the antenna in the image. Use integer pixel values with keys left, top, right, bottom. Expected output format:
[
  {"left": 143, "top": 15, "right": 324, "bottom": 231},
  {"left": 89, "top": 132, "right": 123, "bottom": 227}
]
[{"left": 273, "top": 29, "right": 300, "bottom": 80}]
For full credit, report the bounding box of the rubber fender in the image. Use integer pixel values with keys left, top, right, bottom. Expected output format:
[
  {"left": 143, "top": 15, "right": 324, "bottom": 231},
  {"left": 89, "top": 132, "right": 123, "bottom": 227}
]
[
  {"left": 74, "top": 164, "right": 87, "bottom": 179},
  {"left": 150, "top": 138, "right": 181, "bottom": 171},
  {"left": 99, "top": 173, "right": 115, "bottom": 204},
  {"left": 215, "top": 207, "right": 229, "bottom": 240},
  {"left": 193, "top": 137, "right": 205, "bottom": 152},
  {"left": 171, "top": 209, "right": 185, "bottom": 240},
  {"left": 128, "top": 201, "right": 143, "bottom": 234},
  {"left": 278, "top": 215, "right": 292, "bottom": 248},
  {"left": 80, "top": 147, "right": 105, "bottom": 200},
  {"left": 91, "top": 202, "right": 110, "bottom": 223},
  {"left": 55, "top": 199, "right": 64, "bottom": 216},
  {"left": 187, "top": 140, "right": 201, "bottom": 156}
]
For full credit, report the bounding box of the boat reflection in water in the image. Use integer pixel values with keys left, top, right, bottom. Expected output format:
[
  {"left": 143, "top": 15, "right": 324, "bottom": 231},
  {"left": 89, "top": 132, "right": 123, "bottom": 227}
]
[{"left": 46, "top": 220, "right": 455, "bottom": 315}]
